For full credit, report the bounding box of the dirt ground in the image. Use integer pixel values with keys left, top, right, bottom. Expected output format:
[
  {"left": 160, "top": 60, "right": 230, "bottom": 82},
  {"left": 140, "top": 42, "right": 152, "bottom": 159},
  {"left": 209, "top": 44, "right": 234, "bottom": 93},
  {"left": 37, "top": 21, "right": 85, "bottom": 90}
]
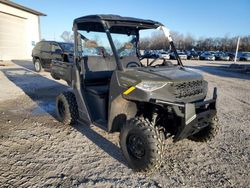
[{"left": 0, "top": 60, "right": 249, "bottom": 187}]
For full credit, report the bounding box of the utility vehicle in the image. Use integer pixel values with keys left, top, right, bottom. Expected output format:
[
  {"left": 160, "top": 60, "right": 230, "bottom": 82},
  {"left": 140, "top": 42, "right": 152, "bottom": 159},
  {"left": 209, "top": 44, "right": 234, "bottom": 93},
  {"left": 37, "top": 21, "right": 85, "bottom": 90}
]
[{"left": 51, "top": 15, "right": 218, "bottom": 172}]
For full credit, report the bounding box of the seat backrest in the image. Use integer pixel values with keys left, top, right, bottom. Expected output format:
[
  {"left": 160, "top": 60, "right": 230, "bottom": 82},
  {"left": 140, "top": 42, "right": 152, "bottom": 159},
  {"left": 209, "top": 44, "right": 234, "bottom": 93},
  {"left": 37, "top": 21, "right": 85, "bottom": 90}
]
[
  {"left": 83, "top": 56, "right": 109, "bottom": 72},
  {"left": 80, "top": 56, "right": 113, "bottom": 85}
]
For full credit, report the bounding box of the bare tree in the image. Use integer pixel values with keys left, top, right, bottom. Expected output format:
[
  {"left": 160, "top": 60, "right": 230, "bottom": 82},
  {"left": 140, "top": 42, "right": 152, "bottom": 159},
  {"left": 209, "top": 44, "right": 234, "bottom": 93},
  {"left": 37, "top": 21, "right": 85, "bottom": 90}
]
[
  {"left": 60, "top": 31, "right": 74, "bottom": 43},
  {"left": 140, "top": 37, "right": 151, "bottom": 50},
  {"left": 106, "top": 29, "right": 250, "bottom": 52}
]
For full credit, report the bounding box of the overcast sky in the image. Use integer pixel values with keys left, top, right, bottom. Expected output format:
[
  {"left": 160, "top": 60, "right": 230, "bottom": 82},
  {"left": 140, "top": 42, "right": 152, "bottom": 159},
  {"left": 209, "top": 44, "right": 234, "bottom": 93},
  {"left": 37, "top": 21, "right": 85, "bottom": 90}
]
[{"left": 13, "top": 0, "right": 250, "bottom": 41}]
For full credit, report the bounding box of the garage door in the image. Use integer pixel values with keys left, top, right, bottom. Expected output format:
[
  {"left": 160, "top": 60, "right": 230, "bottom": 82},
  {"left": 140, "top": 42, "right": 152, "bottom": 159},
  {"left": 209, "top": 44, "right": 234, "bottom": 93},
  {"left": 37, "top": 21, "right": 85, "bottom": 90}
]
[{"left": 0, "top": 12, "right": 27, "bottom": 60}]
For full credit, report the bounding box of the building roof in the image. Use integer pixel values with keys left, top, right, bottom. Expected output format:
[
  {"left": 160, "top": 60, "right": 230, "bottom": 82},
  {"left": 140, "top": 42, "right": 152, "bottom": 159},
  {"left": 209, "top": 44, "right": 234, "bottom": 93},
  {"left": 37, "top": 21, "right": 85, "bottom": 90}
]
[{"left": 0, "top": 0, "right": 46, "bottom": 16}]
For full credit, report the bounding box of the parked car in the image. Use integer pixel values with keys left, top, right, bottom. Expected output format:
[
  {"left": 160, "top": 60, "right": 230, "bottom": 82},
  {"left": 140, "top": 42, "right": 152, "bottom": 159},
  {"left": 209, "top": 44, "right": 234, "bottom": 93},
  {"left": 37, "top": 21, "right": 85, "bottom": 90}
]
[
  {"left": 142, "top": 50, "right": 160, "bottom": 59},
  {"left": 199, "top": 52, "right": 215, "bottom": 61},
  {"left": 160, "top": 51, "right": 170, "bottom": 60},
  {"left": 187, "top": 51, "right": 199, "bottom": 60},
  {"left": 239, "top": 52, "right": 250, "bottom": 61},
  {"left": 226, "top": 52, "right": 241, "bottom": 61},
  {"left": 214, "top": 52, "right": 230, "bottom": 61},
  {"left": 170, "top": 51, "right": 187, "bottom": 60},
  {"left": 32, "top": 41, "right": 74, "bottom": 72},
  {"left": 226, "top": 52, "right": 236, "bottom": 61}
]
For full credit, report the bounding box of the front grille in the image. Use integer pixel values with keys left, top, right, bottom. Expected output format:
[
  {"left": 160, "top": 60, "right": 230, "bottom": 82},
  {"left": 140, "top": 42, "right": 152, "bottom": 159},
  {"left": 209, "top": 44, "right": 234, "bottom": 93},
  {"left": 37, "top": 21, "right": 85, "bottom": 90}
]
[{"left": 173, "top": 80, "right": 204, "bottom": 99}]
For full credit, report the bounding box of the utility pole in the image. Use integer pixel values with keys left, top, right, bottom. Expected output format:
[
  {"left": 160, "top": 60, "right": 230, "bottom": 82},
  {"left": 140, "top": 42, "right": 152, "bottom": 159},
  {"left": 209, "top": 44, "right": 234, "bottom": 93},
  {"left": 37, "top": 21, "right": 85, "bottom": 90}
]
[{"left": 234, "top": 37, "right": 240, "bottom": 63}]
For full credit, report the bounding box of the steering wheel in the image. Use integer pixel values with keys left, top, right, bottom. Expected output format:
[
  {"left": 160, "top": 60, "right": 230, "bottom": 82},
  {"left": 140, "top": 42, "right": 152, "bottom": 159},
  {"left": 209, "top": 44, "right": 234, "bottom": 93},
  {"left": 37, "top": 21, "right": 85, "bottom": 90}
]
[{"left": 126, "top": 61, "right": 141, "bottom": 68}]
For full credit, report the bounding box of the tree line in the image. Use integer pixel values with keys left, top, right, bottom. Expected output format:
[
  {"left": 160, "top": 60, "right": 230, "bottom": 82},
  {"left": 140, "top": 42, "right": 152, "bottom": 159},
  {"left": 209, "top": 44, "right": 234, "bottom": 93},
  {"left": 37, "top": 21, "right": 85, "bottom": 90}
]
[
  {"left": 140, "top": 31, "right": 250, "bottom": 52},
  {"left": 59, "top": 30, "right": 250, "bottom": 52}
]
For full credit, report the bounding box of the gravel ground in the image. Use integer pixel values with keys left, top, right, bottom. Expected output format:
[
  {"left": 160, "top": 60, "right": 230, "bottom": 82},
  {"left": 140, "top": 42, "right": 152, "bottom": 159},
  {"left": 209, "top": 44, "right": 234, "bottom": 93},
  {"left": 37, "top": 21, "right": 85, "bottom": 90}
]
[{"left": 0, "top": 60, "right": 249, "bottom": 187}]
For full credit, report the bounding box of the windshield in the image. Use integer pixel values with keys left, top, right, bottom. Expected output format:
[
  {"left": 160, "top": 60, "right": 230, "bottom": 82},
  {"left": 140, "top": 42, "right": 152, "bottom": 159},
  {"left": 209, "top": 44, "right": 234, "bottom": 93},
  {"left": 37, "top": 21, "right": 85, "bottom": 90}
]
[
  {"left": 77, "top": 30, "right": 113, "bottom": 56},
  {"left": 77, "top": 29, "right": 139, "bottom": 70},
  {"left": 60, "top": 43, "right": 74, "bottom": 52},
  {"left": 76, "top": 26, "right": 179, "bottom": 70},
  {"left": 77, "top": 30, "right": 118, "bottom": 71},
  {"left": 111, "top": 33, "right": 137, "bottom": 58}
]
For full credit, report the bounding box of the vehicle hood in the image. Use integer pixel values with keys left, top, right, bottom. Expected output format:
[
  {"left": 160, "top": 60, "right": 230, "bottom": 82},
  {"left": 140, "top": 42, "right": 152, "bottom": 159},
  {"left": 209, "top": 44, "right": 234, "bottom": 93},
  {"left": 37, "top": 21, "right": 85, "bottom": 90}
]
[
  {"left": 119, "top": 66, "right": 206, "bottom": 103},
  {"left": 119, "top": 66, "right": 203, "bottom": 86},
  {"left": 145, "top": 67, "right": 203, "bottom": 81}
]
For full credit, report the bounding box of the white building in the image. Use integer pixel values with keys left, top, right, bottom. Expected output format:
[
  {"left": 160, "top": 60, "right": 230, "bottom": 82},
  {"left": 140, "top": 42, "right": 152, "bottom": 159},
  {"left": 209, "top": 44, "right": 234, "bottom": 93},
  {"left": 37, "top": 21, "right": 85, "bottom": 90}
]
[{"left": 0, "top": 0, "right": 46, "bottom": 60}]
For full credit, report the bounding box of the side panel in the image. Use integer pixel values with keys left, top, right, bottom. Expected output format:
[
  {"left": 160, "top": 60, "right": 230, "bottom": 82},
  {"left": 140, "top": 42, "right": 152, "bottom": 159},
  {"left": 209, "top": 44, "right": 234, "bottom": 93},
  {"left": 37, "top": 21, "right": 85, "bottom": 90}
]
[
  {"left": 72, "top": 59, "right": 92, "bottom": 124},
  {"left": 108, "top": 71, "right": 137, "bottom": 132},
  {"left": 51, "top": 60, "right": 73, "bottom": 84},
  {"left": 71, "top": 24, "right": 92, "bottom": 124}
]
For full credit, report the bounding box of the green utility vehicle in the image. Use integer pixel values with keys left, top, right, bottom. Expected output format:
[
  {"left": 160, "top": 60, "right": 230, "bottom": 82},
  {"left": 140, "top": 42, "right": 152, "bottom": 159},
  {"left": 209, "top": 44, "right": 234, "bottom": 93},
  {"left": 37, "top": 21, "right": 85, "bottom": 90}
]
[{"left": 51, "top": 15, "right": 218, "bottom": 172}]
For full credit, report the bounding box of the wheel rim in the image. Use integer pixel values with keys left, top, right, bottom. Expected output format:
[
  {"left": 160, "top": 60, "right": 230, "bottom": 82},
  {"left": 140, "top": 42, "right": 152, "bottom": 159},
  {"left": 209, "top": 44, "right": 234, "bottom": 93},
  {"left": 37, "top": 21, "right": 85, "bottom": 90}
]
[
  {"left": 34, "top": 60, "right": 40, "bottom": 71},
  {"left": 126, "top": 134, "right": 145, "bottom": 159},
  {"left": 58, "top": 100, "right": 65, "bottom": 119}
]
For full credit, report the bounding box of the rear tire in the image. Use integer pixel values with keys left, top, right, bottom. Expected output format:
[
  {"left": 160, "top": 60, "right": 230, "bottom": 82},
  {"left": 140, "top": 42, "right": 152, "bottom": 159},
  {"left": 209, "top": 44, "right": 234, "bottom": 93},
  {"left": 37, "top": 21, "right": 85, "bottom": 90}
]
[
  {"left": 188, "top": 115, "right": 219, "bottom": 142},
  {"left": 120, "top": 117, "right": 165, "bottom": 172},
  {"left": 56, "top": 91, "right": 78, "bottom": 125},
  {"left": 34, "top": 58, "right": 43, "bottom": 72}
]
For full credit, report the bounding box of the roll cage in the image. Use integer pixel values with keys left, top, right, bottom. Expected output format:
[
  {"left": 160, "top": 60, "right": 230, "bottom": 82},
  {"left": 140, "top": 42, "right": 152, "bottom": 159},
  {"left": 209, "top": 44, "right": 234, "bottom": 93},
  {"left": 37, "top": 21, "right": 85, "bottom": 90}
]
[{"left": 73, "top": 14, "right": 183, "bottom": 70}]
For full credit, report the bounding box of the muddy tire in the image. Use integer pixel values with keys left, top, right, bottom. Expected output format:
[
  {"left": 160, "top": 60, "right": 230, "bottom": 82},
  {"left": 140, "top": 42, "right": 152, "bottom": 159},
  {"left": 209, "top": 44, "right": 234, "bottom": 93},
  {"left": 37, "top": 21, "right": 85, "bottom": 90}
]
[
  {"left": 56, "top": 91, "right": 78, "bottom": 125},
  {"left": 119, "top": 117, "right": 165, "bottom": 172},
  {"left": 34, "top": 58, "right": 43, "bottom": 72},
  {"left": 188, "top": 115, "right": 219, "bottom": 142}
]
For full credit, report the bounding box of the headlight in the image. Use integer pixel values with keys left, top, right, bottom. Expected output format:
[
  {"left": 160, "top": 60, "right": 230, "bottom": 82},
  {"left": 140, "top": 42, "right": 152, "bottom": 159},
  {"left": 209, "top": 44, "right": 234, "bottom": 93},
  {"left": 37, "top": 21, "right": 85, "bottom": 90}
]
[{"left": 136, "top": 81, "right": 170, "bottom": 92}]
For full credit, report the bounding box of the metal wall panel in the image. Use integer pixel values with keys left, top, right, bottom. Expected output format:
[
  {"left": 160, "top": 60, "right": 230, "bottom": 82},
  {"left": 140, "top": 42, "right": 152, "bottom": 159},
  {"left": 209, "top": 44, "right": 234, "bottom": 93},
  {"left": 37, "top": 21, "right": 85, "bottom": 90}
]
[{"left": 0, "top": 12, "right": 27, "bottom": 60}]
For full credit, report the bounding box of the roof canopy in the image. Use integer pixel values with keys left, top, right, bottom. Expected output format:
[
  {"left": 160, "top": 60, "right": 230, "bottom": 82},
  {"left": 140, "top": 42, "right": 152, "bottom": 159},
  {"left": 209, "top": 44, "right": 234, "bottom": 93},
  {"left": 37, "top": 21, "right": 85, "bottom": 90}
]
[{"left": 74, "top": 14, "right": 163, "bottom": 34}]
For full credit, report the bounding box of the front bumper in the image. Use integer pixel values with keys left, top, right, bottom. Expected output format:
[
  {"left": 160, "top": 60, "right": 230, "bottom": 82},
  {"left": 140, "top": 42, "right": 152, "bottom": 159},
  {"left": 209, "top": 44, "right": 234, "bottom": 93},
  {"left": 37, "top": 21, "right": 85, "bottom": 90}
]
[{"left": 153, "top": 87, "right": 217, "bottom": 142}]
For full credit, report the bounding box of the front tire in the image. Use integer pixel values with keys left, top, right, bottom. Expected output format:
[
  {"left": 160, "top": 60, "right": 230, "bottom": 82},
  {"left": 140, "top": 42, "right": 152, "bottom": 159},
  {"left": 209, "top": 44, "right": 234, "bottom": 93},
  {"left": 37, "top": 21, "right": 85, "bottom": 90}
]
[
  {"left": 34, "top": 58, "right": 43, "bottom": 72},
  {"left": 120, "top": 117, "right": 165, "bottom": 172},
  {"left": 56, "top": 91, "right": 78, "bottom": 125},
  {"left": 188, "top": 115, "right": 219, "bottom": 142}
]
